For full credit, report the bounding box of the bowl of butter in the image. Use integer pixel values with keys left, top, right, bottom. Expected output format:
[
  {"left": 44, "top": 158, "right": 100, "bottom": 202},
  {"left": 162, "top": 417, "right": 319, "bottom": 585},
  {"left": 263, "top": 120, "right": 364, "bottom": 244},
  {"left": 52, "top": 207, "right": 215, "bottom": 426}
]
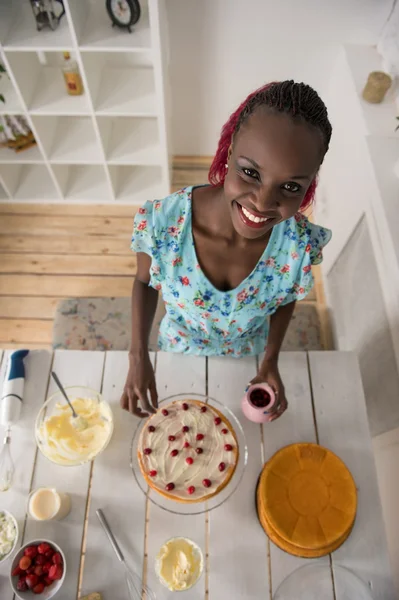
[
  {"left": 155, "top": 537, "right": 203, "bottom": 592},
  {"left": 35, "top": 386, "right": 113, "bottom": 467}
]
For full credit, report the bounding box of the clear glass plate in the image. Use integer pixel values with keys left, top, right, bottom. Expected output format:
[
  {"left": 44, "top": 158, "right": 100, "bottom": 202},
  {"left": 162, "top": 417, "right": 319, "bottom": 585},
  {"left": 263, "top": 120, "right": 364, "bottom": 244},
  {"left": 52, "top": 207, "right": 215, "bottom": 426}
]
[
  {"left": 130, "top": 393, "right": 248, "bottom": 515},
  {"left": 273, "top": 564, "right": 374, "bottom": 600}
]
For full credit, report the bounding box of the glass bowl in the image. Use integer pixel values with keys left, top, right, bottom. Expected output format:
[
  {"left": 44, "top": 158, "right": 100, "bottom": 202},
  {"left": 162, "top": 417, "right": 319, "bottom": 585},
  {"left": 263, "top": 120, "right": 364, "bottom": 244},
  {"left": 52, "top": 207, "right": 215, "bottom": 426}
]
[
  {"left": 273, "top": 564, "right": 374, "bottom": 600},
  {"left": 35, "top": 386, "right": 114, "bottom": 467},
  {"left": 155, "top": 537, "right": 204, "bottom": 592},
  {"left": 130, "top": 393, "right": 248, "bottom": 515}
]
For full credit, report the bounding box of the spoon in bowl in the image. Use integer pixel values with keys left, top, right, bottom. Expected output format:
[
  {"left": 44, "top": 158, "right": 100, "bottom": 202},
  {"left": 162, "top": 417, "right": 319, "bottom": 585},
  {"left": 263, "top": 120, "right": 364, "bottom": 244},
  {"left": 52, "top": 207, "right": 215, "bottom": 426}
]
[{"left": 51, "top": 372, "right": 89, "bottom": 431}]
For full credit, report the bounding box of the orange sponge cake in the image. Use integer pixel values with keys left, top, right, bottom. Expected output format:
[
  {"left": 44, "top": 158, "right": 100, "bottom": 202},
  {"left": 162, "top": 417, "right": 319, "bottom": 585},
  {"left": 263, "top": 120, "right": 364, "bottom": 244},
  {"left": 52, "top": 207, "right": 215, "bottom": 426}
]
[
  {"left": 257, "top": 443, "right": 357, "bottom": 557},
  {"left": 138, "top": 399, "right": 239, "bottom": 503}
]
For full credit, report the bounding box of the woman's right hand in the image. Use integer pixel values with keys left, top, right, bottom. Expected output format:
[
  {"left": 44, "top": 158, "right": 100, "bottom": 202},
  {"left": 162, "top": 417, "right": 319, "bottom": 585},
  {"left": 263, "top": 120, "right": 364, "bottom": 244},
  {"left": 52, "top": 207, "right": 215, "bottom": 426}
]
[{"left": 120, "top": 351, "right": 158, "bottom": 418}]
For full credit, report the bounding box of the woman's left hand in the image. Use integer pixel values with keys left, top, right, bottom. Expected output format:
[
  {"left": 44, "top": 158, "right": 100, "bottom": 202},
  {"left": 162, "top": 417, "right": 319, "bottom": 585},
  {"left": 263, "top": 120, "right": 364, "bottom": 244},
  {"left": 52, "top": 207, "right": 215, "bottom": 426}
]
[{"left": 250, "top": 359, "right": 288, "bottom": 421}]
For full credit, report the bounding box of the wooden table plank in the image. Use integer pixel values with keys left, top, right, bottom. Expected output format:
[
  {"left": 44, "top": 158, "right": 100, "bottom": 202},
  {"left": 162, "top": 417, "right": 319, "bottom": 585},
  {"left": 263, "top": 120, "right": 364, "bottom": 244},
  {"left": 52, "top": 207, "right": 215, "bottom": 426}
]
[
  {"left": 309, "top": 351, "right": 396, "bottom": 600},
  {"left": 0, "top": 235, "right": 132, "bottom": 256},
  {"left": 0, "top": 319, "right": 53, "bottom": 344},
  {"left": 207, "top": 356, "right": 270, "bottom": 599},
  {"left": 145, "top": 352, "right": 207, "bottom": 599},
  {"left": 23, "top": 350, "right": 106, "bottom": 600},
  {"left": 81, "top": 351, "right": 147, "bottom": 598},
  {"left": 0, "top": 274, "right": 133, "bottom": 297},
  {"left": 0, "top": 204, "right": 137, "bottom": 218},
  {"left": 0, "top": 349, "right": 52, "bottom": 600},
  {"left": 1, "top": 253, "right": 136, "bottom": 276},
  {"left": 0, "top": 215, "right": 133, "bottom": 237},
  {"left": 263, "top": 352, "right": 333, "bottom": 597},
  {"left": 0, "top": 297, "right": 59, "bottom": 320}
]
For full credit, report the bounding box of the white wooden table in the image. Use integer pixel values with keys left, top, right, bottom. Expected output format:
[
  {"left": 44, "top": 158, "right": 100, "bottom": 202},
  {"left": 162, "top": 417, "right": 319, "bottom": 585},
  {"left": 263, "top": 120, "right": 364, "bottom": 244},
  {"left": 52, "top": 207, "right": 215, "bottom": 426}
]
[{"left": 0, "top": 350, "right": 395, "bottom": 599}]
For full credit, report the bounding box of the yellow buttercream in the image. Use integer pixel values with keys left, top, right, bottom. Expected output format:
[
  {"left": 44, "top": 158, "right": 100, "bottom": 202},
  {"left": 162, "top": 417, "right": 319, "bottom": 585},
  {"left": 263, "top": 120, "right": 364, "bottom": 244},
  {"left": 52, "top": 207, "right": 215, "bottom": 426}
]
[
  {"left": 37, "top": 397, "right": 113, "bottom": 465},
  {"left": 156, "top": 537, "right": 203, "bottom": 592}
]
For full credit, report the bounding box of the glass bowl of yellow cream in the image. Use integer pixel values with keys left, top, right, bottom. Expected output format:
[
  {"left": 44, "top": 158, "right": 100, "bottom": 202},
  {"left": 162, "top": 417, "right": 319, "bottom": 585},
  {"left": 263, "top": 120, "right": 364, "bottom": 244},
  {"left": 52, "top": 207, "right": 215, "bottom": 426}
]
[
  {"left": 155, "top": 537, "right": 204, "bottom": 592},
  {"left": 35, "top": 386, "right": 114, "bottom": 466}
]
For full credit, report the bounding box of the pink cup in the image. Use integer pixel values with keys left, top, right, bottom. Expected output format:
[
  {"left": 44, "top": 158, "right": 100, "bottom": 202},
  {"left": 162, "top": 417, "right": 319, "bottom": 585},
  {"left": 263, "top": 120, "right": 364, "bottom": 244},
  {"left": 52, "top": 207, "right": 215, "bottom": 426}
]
[{"left": 241, "top": 383, "right": 278, "bottom": 423}]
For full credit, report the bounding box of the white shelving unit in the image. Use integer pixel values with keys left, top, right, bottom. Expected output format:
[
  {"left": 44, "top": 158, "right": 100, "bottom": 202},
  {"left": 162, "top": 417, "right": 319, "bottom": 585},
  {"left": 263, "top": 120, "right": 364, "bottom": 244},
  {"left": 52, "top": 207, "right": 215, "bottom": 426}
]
[{"left": 0, "top": 0, "right": 170, "bottom": 204}]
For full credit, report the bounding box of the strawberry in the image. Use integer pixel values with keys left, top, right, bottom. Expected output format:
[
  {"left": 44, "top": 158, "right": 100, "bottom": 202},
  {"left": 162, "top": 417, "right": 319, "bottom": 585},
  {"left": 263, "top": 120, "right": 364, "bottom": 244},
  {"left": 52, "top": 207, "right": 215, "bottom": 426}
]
[
  {"left": 34, "top": 565, "right": 44, "bottom": 576},
  {"left": 35, "top": 554, "right": 45, "bottom": 565},
  {"left": 48, "top": 564, "right": 63, "bottom": 581},
  {"left": 24, "top": 545, "right": 38, "bottom": 559},
  {"left": 19, "top": 556, "right": 31, "bottom": 570},
  {"left": 52, "top": 552, "right": 62, "bottom": 566},
  {"left": 26, "top": 573, "right": 39, "bottom": 589},
  {"left": 17, "top": 576, "right": 28, "bottom": 592},
  {"left": 42, "top": 562, "right": 52, "bottom": 574},
  {"left": 38, "top": 542, "right": 51, "bottom": 555},
  {"left": 12, "top": 565, "right": 22, "bottom": 577},
  {"left": 43, "top": 576, "right": 53, "bottom": 586},
  {"left": 33, "top": 582, "right": 45, "bottom": 594}
]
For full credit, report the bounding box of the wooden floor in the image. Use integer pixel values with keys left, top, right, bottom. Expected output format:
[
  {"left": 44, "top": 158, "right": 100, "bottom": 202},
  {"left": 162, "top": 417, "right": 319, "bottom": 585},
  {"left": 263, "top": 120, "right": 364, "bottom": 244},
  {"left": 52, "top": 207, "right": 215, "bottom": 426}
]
[{"left": 0, "top": 156, "right": 332, "bottom": 349}]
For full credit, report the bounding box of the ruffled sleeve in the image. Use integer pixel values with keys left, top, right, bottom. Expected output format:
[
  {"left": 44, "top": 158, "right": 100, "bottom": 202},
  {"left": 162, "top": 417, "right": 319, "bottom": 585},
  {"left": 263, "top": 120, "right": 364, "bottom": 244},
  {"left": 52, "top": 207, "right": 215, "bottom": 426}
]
[
  {"left": 280, "top": 216, "right": 332, "bottom": 305},
  {"left": 307, "top": 221, "right": 332, "bottom": 266},
  {"left": 131, "top": 200, "right": 155, "bottom": 257}
]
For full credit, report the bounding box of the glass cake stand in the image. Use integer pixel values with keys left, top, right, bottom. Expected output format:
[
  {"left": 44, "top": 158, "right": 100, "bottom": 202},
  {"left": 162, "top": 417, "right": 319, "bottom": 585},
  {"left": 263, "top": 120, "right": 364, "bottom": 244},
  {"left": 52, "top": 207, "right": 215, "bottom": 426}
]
[
  {"left": 273, "top": 564, "right": 374, "bottom": 600},
  {"left": 130, "top": 393, "right": 248, "bottom": 515}
]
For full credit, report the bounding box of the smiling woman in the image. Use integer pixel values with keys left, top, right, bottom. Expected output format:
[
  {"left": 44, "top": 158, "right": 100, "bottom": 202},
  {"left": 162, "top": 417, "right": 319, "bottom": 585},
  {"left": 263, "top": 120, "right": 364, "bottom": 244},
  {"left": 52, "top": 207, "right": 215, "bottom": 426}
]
[{"left": 121, "top": 81, "right": 332, "bottom": 421}]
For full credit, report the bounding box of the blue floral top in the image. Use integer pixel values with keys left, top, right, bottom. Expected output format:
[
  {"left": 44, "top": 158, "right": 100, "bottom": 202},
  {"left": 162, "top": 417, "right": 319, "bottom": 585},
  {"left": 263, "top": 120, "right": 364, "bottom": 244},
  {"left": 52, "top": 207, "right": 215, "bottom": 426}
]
[{"left": 131, "top": 186, "right": 331, "bottom": 357}]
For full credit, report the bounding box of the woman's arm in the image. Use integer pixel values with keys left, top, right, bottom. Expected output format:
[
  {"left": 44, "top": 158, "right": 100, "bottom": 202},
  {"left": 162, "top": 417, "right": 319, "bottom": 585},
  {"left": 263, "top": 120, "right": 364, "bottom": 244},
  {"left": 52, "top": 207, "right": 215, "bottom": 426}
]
[
  {"left": 130, "top": 253, "right": 159, "bottom": 355},
  {"left": 253, "top": 301, "right": 296, "bottom": 421},
  {"left": 121, "top": 252, "right": 159, "bottom": 417},
  {"left": 262, "top": 301, "right": 296, "bottom": 366}
]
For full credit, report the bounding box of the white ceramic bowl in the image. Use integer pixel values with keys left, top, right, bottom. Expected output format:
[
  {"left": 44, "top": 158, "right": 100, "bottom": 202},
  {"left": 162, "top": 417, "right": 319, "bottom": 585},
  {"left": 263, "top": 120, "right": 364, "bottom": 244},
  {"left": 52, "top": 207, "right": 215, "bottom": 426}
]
[
  {"left": 10, "top": 539, "right": 66, "bottom": 599},
  {"left": 0, "top": 510, "right": 19, "bottom": 563}
]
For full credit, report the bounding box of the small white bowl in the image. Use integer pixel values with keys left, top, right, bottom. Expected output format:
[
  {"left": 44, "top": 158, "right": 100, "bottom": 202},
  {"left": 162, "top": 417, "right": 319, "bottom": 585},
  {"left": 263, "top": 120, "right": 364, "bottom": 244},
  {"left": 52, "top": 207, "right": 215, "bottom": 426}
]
[
  {"left": 10, "top": 539, "right": 66, "bottom": 599},
  {"left": 0, "top": 510, "right": 19, "bottom": 563}
]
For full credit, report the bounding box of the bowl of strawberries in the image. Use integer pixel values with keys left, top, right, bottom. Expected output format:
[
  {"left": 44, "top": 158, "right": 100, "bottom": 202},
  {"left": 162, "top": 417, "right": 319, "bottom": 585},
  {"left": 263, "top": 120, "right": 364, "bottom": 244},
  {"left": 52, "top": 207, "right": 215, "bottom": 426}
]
[{"left": 10, "top": 540, "right": 66, "bottom": 598}]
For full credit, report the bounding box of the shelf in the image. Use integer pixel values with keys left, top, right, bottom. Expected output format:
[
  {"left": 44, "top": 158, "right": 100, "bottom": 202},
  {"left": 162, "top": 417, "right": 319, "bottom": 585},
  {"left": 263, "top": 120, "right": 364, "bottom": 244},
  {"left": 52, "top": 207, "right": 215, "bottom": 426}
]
[
  {"left": 6, "top": 52, "right": 91, "bottom": 116},
  {"left": 0, "top": 179, "right": 9, "bottom": 200},
  {"left": 0, "top": 143, "right": 43, "bottom": 163},
  {"left": 98, "top": 116, "right": 161, "bottom": 165},
  {"left": 1, "top": 1, "right": 73, "bottom": 50},
  {"left": 367, "top": 136, "right": 399, "bottom": 269},
  {"left": 33, "top": 116, "right": 102, "bottom": 163},
  {"left": 0, "top": 164, "right": 59, "bottom": 200},
  {"left": 30, "top": 67, "right": 90, "bottom": 115},
  {"left": 52, "top": 164, "right": 111, "bottom": 201},
  {"left": 0, "top": 74, "right": 24, "bottom": 115},
  {"left": 97, "top": 67, "right": 156, "bottom": 116},
  {"left": 109, "top": 165, "right": 164, "bottom": 202},
  {"left": 69, "top": 0, "right": 151, "bottom": 51},
  {"left": 345, "top": 45, "right": 398, "bottom": 137}
]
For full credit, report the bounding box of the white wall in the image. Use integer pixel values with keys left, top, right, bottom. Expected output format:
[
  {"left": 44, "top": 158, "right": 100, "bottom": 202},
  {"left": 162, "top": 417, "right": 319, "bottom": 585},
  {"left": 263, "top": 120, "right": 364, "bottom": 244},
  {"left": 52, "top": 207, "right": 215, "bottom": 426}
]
[{"left": 166, "top": 0, "right": 392, "bottom": 155}]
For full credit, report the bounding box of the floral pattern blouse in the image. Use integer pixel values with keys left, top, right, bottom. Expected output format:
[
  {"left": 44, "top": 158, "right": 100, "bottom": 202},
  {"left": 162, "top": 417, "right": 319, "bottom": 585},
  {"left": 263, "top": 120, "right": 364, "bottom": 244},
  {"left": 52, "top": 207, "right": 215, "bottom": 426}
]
[{"left": 131, "top": 186, "right": 331, "bottom": 357}]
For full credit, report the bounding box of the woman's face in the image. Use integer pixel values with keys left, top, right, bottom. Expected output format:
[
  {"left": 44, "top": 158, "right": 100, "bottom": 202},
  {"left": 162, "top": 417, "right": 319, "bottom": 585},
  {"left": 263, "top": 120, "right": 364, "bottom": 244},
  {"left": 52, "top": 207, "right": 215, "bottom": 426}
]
[{"left": 223, "top": 107, "right": 324, "bottom": 240}]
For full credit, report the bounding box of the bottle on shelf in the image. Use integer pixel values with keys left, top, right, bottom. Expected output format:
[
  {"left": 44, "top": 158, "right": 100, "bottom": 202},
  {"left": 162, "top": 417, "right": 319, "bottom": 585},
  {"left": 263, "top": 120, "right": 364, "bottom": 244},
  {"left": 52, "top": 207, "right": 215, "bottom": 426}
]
[{"left": 62, "top": 51, "right": 84, "bottom": 96}]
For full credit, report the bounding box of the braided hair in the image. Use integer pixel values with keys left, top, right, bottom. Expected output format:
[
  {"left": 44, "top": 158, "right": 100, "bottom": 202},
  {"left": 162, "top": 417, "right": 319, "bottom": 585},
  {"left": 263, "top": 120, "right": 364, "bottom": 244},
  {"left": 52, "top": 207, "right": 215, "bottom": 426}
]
[{"left": 208, "top": 81, "right": 332, "bottom": 211}]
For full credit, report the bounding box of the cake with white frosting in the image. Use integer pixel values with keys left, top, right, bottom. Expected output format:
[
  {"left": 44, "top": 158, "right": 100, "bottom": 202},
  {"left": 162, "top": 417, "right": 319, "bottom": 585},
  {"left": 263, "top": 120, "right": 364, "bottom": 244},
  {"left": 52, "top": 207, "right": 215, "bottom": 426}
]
[{"left": 138, "top": 399, "right": 239, "bottom": 502}]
